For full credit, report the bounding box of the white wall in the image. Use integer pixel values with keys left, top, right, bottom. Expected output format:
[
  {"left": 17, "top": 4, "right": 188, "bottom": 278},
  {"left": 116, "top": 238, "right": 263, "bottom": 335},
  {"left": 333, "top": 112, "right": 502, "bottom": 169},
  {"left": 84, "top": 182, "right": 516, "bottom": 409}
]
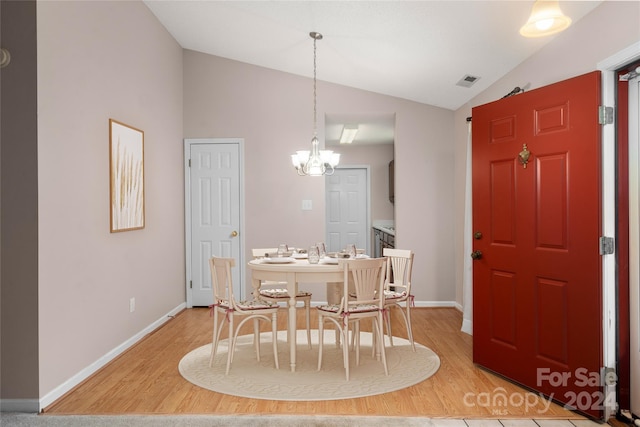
[
  {"left": 37, "top": 0, "right": 184, "bottom": 398},
  {"left": 453, "top": 1, "right": 640, "bottom": 307},
  {"left": 183, "top": 51, "right": 456, "bottom": 304}
]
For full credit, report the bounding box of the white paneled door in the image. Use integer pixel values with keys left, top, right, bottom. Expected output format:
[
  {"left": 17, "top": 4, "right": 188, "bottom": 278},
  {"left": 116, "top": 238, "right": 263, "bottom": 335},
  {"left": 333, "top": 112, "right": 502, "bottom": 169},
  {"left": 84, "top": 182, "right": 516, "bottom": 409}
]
[
  {"left": 185, "top": 139, "right": 242, "bottom": 307},
  {"left": 325, "top": 167, "right": 369, "bottom": 254}
]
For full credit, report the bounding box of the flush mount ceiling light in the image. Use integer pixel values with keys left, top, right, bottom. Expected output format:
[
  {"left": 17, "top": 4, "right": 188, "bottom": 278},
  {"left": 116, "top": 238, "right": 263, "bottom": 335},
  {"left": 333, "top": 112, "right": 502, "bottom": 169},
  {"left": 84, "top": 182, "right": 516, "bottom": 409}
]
[
  {"left": 339, "top": 125, "right": 359, "bottom": 144},
  {"left": 291, "top": 32, "right": 340, "bottom": 176},
  {"left": 520, "top": 0, "right": 572, "bottom": 38}
]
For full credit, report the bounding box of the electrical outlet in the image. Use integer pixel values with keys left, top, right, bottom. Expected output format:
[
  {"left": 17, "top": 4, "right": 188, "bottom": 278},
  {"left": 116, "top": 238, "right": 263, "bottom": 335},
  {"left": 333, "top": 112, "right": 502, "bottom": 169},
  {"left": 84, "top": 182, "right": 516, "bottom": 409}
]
[
  {"left": 302, "top": 199, "right": 312, "bottom": 210},
  {"left": 129, "top": 297, "right": 135, "bottom": 313}
]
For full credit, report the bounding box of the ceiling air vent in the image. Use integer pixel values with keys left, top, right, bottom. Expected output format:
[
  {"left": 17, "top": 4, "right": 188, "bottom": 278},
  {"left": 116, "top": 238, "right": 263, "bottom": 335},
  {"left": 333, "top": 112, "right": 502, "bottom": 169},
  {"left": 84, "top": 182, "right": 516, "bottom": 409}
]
[{"left": 456, "top": 74, "right": 480, "bottom": 88}]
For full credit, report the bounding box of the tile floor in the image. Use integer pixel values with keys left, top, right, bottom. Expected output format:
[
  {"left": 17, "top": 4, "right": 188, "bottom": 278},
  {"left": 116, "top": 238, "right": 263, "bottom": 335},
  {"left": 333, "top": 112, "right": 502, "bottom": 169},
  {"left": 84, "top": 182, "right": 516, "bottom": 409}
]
[{"left": 455, "top": 421, "right": 601, "bottom": 427}]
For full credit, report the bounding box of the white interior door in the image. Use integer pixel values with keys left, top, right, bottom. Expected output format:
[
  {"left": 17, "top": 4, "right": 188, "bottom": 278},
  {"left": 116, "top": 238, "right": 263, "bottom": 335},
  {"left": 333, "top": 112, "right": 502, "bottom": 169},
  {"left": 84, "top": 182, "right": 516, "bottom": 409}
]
[
  {"left": 185, "top": 139, "right": 243, "bottom": 307},
  {"left": 629, "top": 72, "right": 640, "bottom": 417},
  {"left": 325, "top": 167, "right": 369, "bottom": 254}
]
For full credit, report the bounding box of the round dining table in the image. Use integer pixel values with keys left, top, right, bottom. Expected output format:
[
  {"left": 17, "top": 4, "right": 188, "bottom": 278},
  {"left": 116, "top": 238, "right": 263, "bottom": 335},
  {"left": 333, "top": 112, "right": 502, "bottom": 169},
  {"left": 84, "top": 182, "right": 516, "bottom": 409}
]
[{"left": 248, "top": 258, "right": 344, "bottom": 372}]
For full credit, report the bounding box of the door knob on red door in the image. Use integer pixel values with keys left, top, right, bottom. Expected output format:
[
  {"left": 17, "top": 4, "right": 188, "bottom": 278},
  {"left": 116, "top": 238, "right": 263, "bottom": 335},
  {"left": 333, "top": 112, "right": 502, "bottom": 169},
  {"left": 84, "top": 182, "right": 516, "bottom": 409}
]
[{"left": 470, "top": 250, "right": 483, "bottom": 260}]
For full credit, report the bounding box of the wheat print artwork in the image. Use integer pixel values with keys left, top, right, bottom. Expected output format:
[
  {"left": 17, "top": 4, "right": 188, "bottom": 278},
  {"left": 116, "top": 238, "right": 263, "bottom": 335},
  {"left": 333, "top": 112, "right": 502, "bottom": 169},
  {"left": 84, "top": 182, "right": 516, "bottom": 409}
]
[{"left": 109, "top": 119, "right": 144, "bottom": 232}]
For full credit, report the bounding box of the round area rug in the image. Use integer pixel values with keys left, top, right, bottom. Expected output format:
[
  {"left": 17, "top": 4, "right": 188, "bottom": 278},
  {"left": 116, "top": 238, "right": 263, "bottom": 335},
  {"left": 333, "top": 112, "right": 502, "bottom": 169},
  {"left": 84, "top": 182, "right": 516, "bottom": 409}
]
[{"left": 179, "top": 330, "right": 440, "bottom": 401}]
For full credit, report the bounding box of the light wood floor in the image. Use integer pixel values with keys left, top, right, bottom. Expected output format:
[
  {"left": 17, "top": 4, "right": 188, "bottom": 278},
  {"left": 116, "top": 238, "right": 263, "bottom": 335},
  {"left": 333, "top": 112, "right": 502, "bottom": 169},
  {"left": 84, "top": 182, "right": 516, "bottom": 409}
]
[{"left": 44, "top": 307, "right": 587, "bottom": 419}]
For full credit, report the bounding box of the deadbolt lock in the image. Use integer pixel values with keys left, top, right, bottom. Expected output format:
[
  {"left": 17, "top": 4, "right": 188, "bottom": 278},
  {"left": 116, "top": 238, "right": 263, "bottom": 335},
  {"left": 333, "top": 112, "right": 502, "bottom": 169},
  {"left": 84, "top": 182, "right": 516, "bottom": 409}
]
[{"left": 474, "top": 231, "right": 483, "bottom": 240}]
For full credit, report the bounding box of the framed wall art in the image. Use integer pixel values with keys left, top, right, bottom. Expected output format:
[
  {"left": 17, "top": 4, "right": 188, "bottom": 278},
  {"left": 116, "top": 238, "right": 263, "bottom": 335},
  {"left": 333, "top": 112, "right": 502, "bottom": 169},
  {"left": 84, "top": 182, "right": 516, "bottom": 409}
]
[{"left": 109, "top": 119, "right": 145, "bottom": 232}]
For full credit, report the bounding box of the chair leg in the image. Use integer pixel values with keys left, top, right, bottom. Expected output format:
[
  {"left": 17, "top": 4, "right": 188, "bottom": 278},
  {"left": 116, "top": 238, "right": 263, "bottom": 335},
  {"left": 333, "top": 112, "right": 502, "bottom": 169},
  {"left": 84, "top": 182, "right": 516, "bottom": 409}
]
[
  {"left": 271, "top": 312, "right": 279, "bottom": 369},
  {"left": 210, "top": 309, "right": 221, "bottom": 367},
  {"left": 283, "top": 306, "right": 290, "bottom": 346},
  {"left": 305, "top": 299, "right": 312, "bottom": 349},
  {"left": 342, "top": 324, "right": 350, "bottom": 381},
  {"left": 317, "top": 315, "right": 325, "bottom": 371},
  {"left": 404, "top": 303, "right": 416, "bottom": 352},
  {"left": 354, "top": 321, "right": 361, "bottom": 366},
  {"left": 385, "top": 304, "right": 395, "bottom": 347},
  {"left": 371, "top": 318, "right": 379, "bottom": 360},
  {"left": 253, "top": 318, "right": 261, "bottom": 362},
  {"left": 225, "top": 314, "right": 234, "bottom": 375},
  {"left": 349, "top": 322, "right": 357, "bottom": 351},
  {"left": 392, "top": 302, "right": 415, "bottom": 352},
  {"left": 375, "top": 313, "right": 389, "bottom": 376}
]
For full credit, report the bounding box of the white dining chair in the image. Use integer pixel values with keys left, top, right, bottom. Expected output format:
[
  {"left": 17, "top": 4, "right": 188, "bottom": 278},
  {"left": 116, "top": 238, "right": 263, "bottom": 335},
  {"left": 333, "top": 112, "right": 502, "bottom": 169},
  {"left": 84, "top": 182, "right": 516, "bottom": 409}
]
[
  {"left": 382, "top": 248, "right": 415, "bottom": 351},
  {"left": 209, "top": 256, "right": 280, "bottom": 375},
  {"left": 316, "top": 257, "right": 388, "bottom": 381},
  {"left": 251, "top": 248, "right": 312, "bottom": 349}
]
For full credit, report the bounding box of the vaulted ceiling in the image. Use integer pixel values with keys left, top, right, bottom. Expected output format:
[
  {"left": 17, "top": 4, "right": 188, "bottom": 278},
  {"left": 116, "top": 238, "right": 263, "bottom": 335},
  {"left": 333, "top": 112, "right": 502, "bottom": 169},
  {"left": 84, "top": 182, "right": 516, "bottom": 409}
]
[{"left": 144, "top": 1, "right": 602, "bottom": 144}]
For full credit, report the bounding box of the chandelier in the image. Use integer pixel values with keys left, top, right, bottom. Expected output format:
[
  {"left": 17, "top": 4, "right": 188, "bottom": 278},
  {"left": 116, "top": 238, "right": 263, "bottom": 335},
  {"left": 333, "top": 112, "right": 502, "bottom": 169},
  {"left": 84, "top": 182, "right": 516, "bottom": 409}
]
[{"left": 291, "top": 32, "right": 340, "bottom": 176}]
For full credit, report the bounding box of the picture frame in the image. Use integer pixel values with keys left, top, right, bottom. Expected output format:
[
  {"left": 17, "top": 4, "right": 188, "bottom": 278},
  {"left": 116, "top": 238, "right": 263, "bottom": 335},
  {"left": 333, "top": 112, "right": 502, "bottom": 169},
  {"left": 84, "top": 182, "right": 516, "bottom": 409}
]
[{"left": 109, "top": 119, "right": 145, "bottom": 232}]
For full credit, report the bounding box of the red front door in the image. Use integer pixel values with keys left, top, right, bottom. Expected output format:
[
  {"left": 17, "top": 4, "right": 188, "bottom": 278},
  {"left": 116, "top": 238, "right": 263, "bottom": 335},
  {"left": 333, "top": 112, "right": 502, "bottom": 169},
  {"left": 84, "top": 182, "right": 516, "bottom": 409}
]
[{"left": 472, "top": 71, "right": 604, "bottom": 419}]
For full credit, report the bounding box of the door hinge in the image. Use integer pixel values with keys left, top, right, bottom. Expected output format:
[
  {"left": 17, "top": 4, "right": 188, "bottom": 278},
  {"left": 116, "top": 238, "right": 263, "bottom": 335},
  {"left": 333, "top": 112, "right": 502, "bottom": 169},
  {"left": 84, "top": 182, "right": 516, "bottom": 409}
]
[
  {"left": 188, "top": 159, "right": 191, "bottom": 167},
  {"left": 190, "top": 280, "right": 192, "bottom": 289},
  {"left": 598, "top": 106, "right": 614, "bottom": 125},
  {"left": 599, "top": 236, "right": 614, "bottom": 255}
]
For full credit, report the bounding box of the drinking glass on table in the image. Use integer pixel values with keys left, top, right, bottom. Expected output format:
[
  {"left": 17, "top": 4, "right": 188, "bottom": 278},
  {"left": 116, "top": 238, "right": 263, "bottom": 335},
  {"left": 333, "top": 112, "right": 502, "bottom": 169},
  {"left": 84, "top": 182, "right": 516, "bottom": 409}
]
[
  {"left": 308, "top": 245, "right": 320, "bottom": 264},
  {"left": 346, "top": 244, "right": 357, "bottom": 259},
  {"left": 316, "top": 242, "right": 326, "bottom": 258},
  {"left": 277, "top": 244, "right": 288, "bottom": 257}
]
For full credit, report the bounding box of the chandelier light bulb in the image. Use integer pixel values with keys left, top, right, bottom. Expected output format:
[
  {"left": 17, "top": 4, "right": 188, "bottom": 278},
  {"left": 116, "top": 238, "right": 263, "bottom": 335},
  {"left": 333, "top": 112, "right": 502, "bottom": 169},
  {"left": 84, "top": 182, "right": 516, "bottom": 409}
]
[{"left": 535, "top": 18, "right": 554, "bottom": 31}]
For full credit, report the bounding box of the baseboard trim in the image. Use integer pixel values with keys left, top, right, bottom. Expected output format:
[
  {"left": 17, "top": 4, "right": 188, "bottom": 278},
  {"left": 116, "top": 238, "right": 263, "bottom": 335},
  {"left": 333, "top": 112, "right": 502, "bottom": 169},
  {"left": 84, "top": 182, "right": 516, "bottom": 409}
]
[
  {"left": 310, "top": 300, "right": 456, "bottom": 308},
  {"left": 461, "top": 318, "right": 473, "bottom": 335},
  {"left": 414, "top": 301, "right": 457, "bottom": 308},
  {"left": 0, "top": 399, "right": 40, "bottom": 413},
  {"left": 37, "top": 302, "right": 186, "bottom": 412}
]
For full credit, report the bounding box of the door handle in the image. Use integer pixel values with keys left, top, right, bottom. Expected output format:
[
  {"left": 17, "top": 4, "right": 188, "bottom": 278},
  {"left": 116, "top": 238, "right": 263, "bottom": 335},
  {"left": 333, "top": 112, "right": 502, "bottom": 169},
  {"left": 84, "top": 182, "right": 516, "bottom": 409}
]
[
  {"left": 470, "top": 250, "right": 482, "bottom": 260},
  {"left": 231, "top": 230, "right": 238, "bottom": 237}
]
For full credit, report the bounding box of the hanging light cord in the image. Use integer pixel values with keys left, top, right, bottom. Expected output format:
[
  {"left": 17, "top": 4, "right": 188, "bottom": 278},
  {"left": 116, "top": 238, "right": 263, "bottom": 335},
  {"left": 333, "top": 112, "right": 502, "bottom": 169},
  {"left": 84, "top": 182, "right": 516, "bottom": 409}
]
[{"left": 312, "top": 34, "right": 318, "bottom": 138}]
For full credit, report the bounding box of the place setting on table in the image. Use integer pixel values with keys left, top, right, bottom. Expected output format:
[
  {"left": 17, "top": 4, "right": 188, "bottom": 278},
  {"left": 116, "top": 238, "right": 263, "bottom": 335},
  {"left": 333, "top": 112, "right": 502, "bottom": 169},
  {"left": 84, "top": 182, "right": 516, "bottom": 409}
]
[{"left": 256, "top": 243, "right": 369, "bottom": 265}]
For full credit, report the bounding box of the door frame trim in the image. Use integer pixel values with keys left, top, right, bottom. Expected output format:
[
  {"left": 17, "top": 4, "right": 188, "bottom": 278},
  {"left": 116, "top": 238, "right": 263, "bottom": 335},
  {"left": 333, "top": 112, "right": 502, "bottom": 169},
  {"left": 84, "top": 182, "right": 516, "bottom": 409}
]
[
  {"left": 598, "top": 40, "right": 640, "bottom": 419},
  {"left": 184, "top": 138, "right": 246, "bottom": 308}
]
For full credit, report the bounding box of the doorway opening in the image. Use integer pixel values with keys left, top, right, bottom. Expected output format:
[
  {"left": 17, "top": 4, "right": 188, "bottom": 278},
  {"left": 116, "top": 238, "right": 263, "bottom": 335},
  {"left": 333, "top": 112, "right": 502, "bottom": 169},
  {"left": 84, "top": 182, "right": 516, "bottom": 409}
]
[{"left": 324, "top": 113, "right": 395, "bottom": 255}]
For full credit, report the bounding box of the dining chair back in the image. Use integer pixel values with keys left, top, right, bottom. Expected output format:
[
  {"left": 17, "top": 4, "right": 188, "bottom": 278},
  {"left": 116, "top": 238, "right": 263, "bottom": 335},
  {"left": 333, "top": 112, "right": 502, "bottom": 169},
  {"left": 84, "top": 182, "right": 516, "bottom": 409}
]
[
  {"left": 209, "top": 256, "right": 280, "bottom": 375},
  {"left": 316, "top": 257, "right": 388, "bottom": 381},
  {"left": 382, "top": 248, "right": 415, "bottom": 351},
  {"left": 251, "top": 248, "right": 313, "bottom": 349}
]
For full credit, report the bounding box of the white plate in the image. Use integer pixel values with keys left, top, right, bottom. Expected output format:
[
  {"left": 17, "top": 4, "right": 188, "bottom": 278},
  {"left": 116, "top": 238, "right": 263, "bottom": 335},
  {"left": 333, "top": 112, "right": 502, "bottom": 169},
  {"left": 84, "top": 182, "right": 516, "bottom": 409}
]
[
  {"left": 263, "top": 257, "right": 295, "bottom": 264},
  {"left": 292, "top": 253, "right": 308, "bottom": 259},
  {"left": 321, "top": 254, "right": 369, "bottom": 264}
]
